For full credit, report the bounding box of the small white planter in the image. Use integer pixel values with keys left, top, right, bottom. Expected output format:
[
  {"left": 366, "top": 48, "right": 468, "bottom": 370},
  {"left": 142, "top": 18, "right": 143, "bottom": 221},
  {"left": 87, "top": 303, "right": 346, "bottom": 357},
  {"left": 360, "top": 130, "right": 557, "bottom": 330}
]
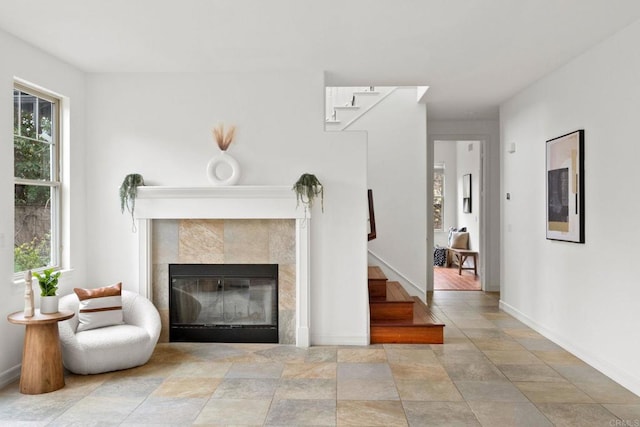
[{"left": 40, "top": 295, "right": 59, "bottom": 314}]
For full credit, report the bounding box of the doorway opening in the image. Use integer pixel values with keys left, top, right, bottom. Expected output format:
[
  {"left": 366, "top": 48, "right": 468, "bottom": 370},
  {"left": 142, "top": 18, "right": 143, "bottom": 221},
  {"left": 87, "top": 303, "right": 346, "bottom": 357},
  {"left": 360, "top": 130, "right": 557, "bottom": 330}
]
[{"left": 432, "top": 140, "right": 483, "bottom": 291}]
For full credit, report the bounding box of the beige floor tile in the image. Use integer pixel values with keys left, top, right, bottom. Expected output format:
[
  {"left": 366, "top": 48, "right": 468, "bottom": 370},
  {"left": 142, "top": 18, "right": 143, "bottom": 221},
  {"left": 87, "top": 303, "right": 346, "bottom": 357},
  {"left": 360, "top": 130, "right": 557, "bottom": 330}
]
[
  {"left": 603, "top": 403, "right": 640, "bottom": 422},
  {"left": 483, "top": 350, "right": 544, "bottom": 365},
  {"left": 451, "top": 318, "right": 498, "bottom": 329},
  {"left": 337, "top": 348, "right": 387, "bottom": 363},
  {"left": 152, "top": 377, "right": 220, "bottom": 398},
  {"left": 211, "top": 378, "right": 278, "bottom": 399},
  {"left": 282, "top": 362, "right": 337, "bottom": 379},
  {"left": 194, "top": 398, "right": 270, "bottom": 425},
  {"left": 482, "top": 312, "right": 512, "bottom": 320},
  {"left": 471, "top": 338, "right": 526, "bottom": 351},
  {"left": 503, "top": 328, "right": 545, "bottom": 339},
  {"left": 575, "top": 380, "right": 640, "bottom": 404},
  {"left": 390, "top": 363, "right": 451, "bottom": 381},
  {"left": 536, "top": 402, "right": 619, "bottom": 427},
  {"left": 433, "top": 348, "right": 489, "bottom": 364},
  {"left": 169, "top": 361, "right": 232, "bottom": 378},
  {"left": 384, "top": 348, "right": 440, "bottom": 365},
  {"left": 497, "top": 364, "right": 566, "bottom": 382},
  {"left": 338, "top": 379, "right": 399, "bottom": 400},
  {"left": 443, "top": 361, "right": 507, "bottom": 381},
  {"left": 337, "top": 363, "right": 393, "bottom": 380},
  {"left": 275, "top": 378, "right": 336, "bottom": 400},
  {"left": 395, "top": 379, "right": 463, "bottom": 401},
  {"left": 403, "top": 401, "right": 481, "bottom": 426},
  {"left": 225, "top": 362, "right": 284, "bottom": 379},
  {"left": 515, "top": 381, "right": 595, "bottom": 403},
  {"left": 532, "top": 350, "right": 585, "bottom": 366},
  {"left": 552, "top": 364, "right": 617, "bottom": 384},
  {"left": 149, "top": 343, "right": 202, "bottom": 364},
  {"left": 337, "top": 400, "right": 407, "bottom": 426},
  {"left": 467, "top": 401, "right": 553, "bottom": 426},
  {"left": 267, "top": 399, "right": 336, "bottom": 426},
  {"left": 51, "top": 395, "right": 141, "bottom": 424},
  {"left": 515, "top": 338, "right": 563, "bottom": 351},
  {"left": 455, "top": 380, "right": 529, "bottom": 402},
  {"left": 461, "top": 328, "right": 511, "bottom": 339},
  {"left": 116, "top": 361, "right": 179, "bottom": 378}
]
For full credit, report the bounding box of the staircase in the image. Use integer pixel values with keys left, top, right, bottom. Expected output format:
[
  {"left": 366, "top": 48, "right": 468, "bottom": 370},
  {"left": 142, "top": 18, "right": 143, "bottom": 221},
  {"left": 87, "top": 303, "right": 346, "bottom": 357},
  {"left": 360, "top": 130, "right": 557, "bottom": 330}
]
[
  {"left": 325, "top": 86, "right": 396, "bottom": 131},
  {"left": 368, "top": 266, "right": 444, "bottom": 344}
]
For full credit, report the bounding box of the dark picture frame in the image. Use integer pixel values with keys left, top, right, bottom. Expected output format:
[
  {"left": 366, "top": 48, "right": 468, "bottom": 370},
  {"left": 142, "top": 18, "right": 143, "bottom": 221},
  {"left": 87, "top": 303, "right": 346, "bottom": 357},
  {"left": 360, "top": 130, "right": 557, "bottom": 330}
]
[
  {"left": 462, "top": 174, "right": 472, "bottom": 213},
  {"left": 546, "top": 129, "right": 585, "bottom": 243},
  {"left": 367, "top": 189, "right": 376, "bottom": 241}
]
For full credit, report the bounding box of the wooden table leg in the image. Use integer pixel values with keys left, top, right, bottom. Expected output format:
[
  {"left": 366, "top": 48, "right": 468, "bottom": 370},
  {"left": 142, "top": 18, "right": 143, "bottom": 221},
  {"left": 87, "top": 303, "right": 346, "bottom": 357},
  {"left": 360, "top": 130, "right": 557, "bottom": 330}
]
[
  {"left": 472, "top": 254, "right": 477, "bottom": 276},
  {"left": 20, "top": 323, "right": 65, "bottom": 394}
]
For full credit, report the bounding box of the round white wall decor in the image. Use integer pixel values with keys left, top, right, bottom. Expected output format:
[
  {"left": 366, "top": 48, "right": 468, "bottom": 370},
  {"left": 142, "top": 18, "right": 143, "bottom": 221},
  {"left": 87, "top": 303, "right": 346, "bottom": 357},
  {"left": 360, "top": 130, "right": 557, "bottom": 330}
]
[{"left": 206, "top": 151, "right": 240, "bottom": 186}]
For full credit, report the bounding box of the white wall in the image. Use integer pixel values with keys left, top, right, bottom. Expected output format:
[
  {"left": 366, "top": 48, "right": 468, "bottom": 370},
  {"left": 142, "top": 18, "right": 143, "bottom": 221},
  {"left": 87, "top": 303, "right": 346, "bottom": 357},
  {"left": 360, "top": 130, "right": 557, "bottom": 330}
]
[
  {"left": 84, "top": 71, "right": 369, "bottom": 345},
  {"left": 428, "top": 119, "right": 500, "bottom": 291},
  {"left": 433, "top": 141, "right": 457, "bottom": 247},
  {"left": 349, "top": 88, "right": 427, "bottom": 296},
  {"left": 500, "top": 20, "right": 640, "bottom": 395},
  {"left": 456, "top": 141, "right": 481, "bottom": 252},
  {"left": 0, "top": 29, "right": 86, "bottom": 387}
]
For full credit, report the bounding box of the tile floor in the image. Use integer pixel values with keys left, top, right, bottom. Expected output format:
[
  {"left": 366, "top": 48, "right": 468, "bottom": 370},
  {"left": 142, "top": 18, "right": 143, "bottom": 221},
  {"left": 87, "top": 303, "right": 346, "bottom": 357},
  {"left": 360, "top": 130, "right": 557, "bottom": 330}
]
[{"left": 1, "top": 291, "right": 639, "bottom": 426}]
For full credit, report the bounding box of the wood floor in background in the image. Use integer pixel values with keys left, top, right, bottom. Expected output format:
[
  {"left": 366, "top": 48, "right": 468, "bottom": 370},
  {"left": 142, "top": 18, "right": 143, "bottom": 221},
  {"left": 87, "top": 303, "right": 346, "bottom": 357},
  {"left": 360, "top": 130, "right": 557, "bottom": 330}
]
[{"left": 434, "top": 266, "right": 481, "bottom": 290}]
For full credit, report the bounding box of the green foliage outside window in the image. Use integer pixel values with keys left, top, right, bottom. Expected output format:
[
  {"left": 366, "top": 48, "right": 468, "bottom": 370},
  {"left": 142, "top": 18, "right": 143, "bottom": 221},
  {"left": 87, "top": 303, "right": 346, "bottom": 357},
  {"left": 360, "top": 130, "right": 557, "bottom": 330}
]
[
  {"left": 14, "top": 111, "right": 52, "bottom": 206},
  {"left": 14, "top": 235, "right": 51, "bottom": 272},
  {"left": 14, "top": 89, "right": 56, "bottom": 273}
]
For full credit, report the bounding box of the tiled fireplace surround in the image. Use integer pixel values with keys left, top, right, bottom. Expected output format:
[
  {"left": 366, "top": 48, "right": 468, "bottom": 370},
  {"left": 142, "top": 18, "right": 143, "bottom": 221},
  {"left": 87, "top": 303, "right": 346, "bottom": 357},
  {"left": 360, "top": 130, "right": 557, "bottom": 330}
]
[
  {"left": 134, "top": 186, "right": 310, "bottom": 347},
  {"left": 151, "top": 218, "right": 296, "bottom": 343}
]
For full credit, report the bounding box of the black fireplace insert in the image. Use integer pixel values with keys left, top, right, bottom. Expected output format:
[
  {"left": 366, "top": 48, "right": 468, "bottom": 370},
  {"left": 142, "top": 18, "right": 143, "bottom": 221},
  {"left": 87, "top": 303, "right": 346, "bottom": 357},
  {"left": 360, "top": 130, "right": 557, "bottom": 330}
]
[{"left": 169, "top": 263, "right": 278, "bottom": 343}]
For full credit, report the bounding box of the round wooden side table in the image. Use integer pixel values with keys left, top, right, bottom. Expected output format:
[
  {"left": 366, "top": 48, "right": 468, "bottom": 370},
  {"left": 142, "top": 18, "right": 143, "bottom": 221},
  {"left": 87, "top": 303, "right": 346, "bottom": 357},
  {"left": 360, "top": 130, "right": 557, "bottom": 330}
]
[{"left": 7, "top": 309, "right": 74, "bottom": 394}]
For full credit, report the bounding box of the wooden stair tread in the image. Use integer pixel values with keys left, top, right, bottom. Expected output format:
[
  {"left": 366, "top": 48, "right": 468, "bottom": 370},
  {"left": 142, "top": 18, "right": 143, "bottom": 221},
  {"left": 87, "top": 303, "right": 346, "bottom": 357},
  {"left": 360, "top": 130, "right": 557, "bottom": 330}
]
[
  {"left": 370, "top": 297, "right": 444, "bottom": 327},
  {"left": 367, "top": 264, "right": 445, "bottom": 344},
  {"left": 370, "top": 282, "right": 413, "bottom": 303},
  {"left": 368, "top": 266, "right": 387, "bottom": 281}
]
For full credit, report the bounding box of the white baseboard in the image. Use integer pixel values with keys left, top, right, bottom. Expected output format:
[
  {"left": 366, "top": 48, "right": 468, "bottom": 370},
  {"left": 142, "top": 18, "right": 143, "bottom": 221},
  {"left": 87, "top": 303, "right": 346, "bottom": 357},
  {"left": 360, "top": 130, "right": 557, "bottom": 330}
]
[
  {"left": 499, "top": 299, "right": 640, "bottom": 397},
  {"left": 310, "top": 334, "right": 369, "bottom": 346},
  {"left": 0, "top": 364, "right": 20, "bottom": 390}
]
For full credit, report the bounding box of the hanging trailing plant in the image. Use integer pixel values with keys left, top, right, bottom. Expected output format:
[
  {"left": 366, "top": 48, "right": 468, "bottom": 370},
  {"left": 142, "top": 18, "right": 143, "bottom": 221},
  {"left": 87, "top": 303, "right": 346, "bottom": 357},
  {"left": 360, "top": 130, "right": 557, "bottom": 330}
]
[
  {"left": 292, "top": 173, "right": 324, "bottom": 215},
  {"left": 119, "top": 173, "right": 145, "bottom": 231}
]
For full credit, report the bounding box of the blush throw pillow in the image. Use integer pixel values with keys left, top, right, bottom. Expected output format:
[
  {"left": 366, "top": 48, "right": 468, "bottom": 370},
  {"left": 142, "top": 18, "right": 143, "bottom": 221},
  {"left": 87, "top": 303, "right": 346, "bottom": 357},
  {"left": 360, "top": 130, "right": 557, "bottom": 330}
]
[{"left": 74, "top": 283, "right": 124, "bottom": 332}]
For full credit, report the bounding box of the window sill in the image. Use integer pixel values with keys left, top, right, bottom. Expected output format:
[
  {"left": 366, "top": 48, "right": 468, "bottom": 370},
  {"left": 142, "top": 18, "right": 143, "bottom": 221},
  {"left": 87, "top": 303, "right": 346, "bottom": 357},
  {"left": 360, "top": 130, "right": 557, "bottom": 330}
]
[{"left": 12, "top": 268, "right": 75, "bottom": 287}]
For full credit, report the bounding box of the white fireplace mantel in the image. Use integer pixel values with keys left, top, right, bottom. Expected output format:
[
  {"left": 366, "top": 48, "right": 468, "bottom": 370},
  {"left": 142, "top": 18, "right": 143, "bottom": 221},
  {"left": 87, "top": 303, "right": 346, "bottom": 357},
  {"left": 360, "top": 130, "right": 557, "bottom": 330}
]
[{"left": 134, "top": 186, "right": 311, "bottom": 347}]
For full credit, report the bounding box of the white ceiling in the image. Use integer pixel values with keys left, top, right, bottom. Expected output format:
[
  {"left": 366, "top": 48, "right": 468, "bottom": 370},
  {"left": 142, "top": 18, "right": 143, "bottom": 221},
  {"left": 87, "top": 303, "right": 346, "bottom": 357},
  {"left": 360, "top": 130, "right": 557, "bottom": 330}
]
[{"left": 1, "top": 0, "right": 639, "bottom": 120}]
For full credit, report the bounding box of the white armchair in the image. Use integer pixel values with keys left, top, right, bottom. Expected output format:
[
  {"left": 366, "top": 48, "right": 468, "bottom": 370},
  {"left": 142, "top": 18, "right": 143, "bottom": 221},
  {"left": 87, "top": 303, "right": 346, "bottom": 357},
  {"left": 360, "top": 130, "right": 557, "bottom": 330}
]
[{"left": 58, "top": 290, "right": 161, "bottom": 375}]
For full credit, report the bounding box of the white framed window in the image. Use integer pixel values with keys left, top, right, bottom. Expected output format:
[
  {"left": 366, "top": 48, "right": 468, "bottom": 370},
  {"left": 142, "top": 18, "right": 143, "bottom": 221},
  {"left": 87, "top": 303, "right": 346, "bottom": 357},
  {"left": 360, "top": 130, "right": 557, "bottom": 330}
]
[
  {"left": 13, "top": 83, "right": 61, "bottom": 275},
  {"left": 433, "top": 164, "right": 445, "bottom": 231}
]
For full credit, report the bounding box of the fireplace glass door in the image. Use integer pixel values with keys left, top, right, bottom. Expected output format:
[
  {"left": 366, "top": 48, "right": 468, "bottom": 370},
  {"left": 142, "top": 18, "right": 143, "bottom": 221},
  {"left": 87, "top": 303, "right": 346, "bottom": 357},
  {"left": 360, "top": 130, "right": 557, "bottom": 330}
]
[{"left": 169, "top": 264, "right": 278, "bottom": 343}]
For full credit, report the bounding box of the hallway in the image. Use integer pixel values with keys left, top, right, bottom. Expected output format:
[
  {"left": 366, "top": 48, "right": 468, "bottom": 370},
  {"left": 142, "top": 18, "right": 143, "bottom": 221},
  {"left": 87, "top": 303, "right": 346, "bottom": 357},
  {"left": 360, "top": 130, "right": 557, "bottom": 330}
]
[{"left": 434, "top": 265, "right": 481, "bottom": 290}]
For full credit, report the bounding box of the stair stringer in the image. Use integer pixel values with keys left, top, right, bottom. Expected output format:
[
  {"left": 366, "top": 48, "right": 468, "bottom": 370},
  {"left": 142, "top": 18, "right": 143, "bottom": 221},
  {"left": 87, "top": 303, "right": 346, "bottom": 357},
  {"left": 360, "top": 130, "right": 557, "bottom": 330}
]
[
  {"left": 341, "top": 87, "right": 398, "bottom": 131},
  {"left": 368, "top": 249, "right": 426, "bottom": 301},
  {"left": 325, "top": 87, "right": 397, "bottom": 131}
]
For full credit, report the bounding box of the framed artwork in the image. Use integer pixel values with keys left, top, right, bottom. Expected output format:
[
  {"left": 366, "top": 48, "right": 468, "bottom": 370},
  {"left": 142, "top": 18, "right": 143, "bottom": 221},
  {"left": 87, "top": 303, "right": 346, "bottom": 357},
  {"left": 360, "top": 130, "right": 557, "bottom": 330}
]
[
  {"left": 546, "top": 130, "right": 584, "bottom": 243},
  {"left": 367, "top": 189, "right": 376, "bottom": 241},
  {"left": 462, "top": 174, "right": 472, "bottom": 213}
]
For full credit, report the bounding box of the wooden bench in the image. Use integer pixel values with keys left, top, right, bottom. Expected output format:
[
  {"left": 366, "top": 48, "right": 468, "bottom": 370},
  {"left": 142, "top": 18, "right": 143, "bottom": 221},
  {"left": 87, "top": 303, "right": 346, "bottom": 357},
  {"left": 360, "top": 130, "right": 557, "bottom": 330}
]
[{"left": 447, "top": 248, "right": 478, "bottom": 276}]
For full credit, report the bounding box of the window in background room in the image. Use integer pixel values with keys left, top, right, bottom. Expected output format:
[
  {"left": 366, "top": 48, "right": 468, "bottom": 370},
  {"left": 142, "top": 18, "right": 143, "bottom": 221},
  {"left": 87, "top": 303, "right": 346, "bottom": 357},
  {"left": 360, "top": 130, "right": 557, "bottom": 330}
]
[
  {"left": 433, "top": 164, "right": 445, "bottom": 231},
  {"left": 13, "top": 84, "right": 61, "bottom": 274}
]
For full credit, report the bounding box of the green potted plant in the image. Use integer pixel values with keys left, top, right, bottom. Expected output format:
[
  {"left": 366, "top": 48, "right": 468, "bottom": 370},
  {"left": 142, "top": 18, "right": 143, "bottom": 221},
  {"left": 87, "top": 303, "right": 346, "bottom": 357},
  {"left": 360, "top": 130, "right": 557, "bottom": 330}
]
[
  {"left": 33, "top": 268, "right": 61, "bottom": 314},
  {"left": 293, "top": 173, "right": 324, "bottom": 217},
  {"left": 119, "top": 173, "right": 145, "bottom": 231}
]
